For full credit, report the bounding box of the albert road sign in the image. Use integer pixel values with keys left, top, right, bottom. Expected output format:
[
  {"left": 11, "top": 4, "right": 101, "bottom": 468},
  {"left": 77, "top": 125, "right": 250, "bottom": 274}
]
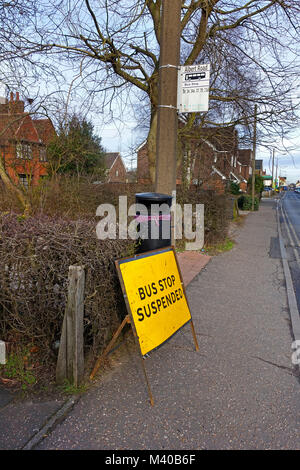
[{"left": 177, "top": 64, "right": 210, "bottom": 113}]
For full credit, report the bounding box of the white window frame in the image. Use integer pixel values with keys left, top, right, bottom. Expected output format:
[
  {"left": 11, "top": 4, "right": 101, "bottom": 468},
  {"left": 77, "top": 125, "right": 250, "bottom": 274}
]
[
  {"left": 39, "top": 147, "right": 47, "bottom": 162},
  {"left": 16, "top": 143, "right": 33, "bottom": 160},
  {"left": 19, "top": 174, "right": 29, "bottom": 188}
]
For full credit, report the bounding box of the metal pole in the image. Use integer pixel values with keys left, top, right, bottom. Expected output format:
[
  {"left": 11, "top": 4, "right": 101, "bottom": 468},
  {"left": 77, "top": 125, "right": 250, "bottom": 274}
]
[{"left": 271, "top": 148, "right": 275, "bottom": 188}]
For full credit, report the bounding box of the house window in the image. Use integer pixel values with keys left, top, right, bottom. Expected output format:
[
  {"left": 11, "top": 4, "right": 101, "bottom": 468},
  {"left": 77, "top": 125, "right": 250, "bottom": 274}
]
[
  {"left": 16, "top": 143, "right": 33, "bottom": 160},
  {"left": 39, "top": 147, "right": 47, "bottom": 162},
  {"left": 116, "top": 170, "right": 119, "bottom": 177},
  {"left": 26, "top": 144, "right": 33, "bottom": 160},
  {"left": 19, "top": 174, "right": 29, "bottom": 188},
  {"left": 16, "top": 143, "right": 22, "bottom": 159}
]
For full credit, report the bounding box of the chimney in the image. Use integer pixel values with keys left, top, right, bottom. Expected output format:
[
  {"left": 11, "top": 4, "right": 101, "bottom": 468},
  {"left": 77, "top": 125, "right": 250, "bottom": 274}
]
[{"left": 8, "top": 91, "right": 24, "bottom": 114}]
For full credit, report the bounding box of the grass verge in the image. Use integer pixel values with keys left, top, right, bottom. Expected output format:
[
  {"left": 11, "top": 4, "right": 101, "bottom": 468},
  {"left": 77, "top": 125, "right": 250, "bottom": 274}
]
[{"left": 204, "top": 237, "right": 235, "bottom": 255}]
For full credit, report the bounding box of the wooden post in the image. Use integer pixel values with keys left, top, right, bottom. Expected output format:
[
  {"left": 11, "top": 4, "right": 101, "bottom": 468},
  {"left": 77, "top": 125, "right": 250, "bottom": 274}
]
[
  {"left": 0, "top": 340, "right": 6, "bottom": 364},
  {"left": 155, "top": 0, "right": 181, "bottom": 197},
  {"left": 271, "top": 148, "right": 275, "bottom": 188},
  {"left": 56, "top": 265, "right": 85, "bottom": 387}
]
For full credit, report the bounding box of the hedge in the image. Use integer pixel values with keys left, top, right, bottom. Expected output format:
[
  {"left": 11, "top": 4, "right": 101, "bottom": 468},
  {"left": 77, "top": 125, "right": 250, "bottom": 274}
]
[
  {"left": 0, "top": 213, "right": 135, "bottom": 366},
  {"left": 237, "top": 194, "right": 259, "bottom": 211}
]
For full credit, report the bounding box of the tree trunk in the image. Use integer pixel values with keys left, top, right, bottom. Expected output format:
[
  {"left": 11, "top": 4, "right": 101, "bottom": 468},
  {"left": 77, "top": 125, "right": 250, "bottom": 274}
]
[
  {"left": 0, "top": 159, "right": 31, "bottom": 216},
  {"left": 147, "top": 111, "right": 157, "bottom": 184}
]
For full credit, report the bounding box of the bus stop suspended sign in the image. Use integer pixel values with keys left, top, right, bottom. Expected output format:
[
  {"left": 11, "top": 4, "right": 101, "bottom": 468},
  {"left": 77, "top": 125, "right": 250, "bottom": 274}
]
[
  {"left": 115, "top": 247, "right": 192, "bottom": 356},
  {"left": 177, "top": 64, "right": 210, "bottom": 113}
]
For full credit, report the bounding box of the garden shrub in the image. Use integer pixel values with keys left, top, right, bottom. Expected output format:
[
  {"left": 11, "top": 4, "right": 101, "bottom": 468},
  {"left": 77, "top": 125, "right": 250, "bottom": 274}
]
[
  {"left": 0, "top": 180, "right": 233, "bottom": 370},
  {"left": 0, "top": 213, "right": 135, "bottom": 367},
  {"left": 229, "top": 181, "right": 240, "bottom": 195},
  {"left": 0, "top": 177, "right": 232, "bottom": 246},
  {"left": 176, "top": 186, "right": 231, "bottom": 244},
  {"left": 238, "top": 194, "right": 259, "bottom": 211}
]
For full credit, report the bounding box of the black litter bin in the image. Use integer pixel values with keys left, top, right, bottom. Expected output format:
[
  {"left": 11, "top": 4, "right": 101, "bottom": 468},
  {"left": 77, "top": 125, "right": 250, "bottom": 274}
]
[{"left": 135, "top": 192, "right": 172, "bottom": 254}]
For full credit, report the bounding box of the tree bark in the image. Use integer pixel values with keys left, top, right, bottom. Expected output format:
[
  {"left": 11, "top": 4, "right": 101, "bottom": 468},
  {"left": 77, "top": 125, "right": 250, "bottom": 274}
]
[
  {"left": 0, "top": 158, "right": 31, "bottom": 216},
  {"left": 147, "top": 111, "right": 157, "bottom": 184}
]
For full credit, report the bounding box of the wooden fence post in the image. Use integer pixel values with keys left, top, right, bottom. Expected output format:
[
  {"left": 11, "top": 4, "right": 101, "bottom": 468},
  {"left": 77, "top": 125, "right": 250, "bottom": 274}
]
[
  {"left": 56, "top": 265, "right": 85, "bottom": 387},
  {"left": 0, "top": 340, "right": 6, "bottom": 364}
]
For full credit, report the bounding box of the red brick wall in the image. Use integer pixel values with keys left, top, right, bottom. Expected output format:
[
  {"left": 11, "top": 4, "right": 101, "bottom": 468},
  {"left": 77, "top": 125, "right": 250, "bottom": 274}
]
[
  {"left": 0, "top": 93, "right": 51, "bottom": 186},
  {"left": 137, "top": 138, "right": 229, "bottom": 192},
  {"left": 190, "top": 141, "right": 215, "bottom": 183},
  {"left": 108, "top": 156, "right": 127, "bottom": 183},
  {"left": 137, "top": 143, "right": 151, "bottom": 184},
  {"left": 241, "top": 164, "right": 250, "bottom": 181},
  {"left": 3, "top": 141, "right": 48, "bottom": 185},
  {"left": 239, "top": 181, "right": 247, "bottom": 192},
  {"left": 201, "top": 173, "right": 226, "bottom": 194},
  {"left": 137, "top": 130, "right": 243, "bottom": 193},
  {"left": 137, "top": 139, "right": 218, "bottom": 184}
]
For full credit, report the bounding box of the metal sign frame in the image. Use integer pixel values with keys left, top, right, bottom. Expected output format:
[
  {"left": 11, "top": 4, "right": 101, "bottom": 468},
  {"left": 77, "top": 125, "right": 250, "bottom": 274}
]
[{"left": 90, "top": 247, "right": 199, "bottom": 406}]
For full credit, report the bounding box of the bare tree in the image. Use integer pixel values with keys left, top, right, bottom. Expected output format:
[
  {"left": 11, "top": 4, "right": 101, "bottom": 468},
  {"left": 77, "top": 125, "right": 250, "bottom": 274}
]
[{"left": 0, "top": 0, "right": 300, "bottom": 182}]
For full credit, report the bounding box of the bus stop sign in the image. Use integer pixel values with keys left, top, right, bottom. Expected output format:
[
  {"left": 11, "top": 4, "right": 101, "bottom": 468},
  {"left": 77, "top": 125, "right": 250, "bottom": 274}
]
[{"left": 177, "top": 64, "right": 210, "bottom": 113}]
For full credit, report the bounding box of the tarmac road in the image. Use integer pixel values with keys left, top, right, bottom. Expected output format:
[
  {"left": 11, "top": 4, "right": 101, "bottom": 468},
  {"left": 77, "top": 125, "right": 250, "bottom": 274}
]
[{"left": 279, "top": 191, "right": 300, "bottom": 313}]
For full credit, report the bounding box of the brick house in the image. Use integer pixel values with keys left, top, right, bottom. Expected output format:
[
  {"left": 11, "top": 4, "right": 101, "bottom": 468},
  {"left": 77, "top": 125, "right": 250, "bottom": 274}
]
[
  {"left": 0, "top": 92, "right": 56, "bottom": 187},
  {"left": 255, "top": 159, "right": 264, "bottom": 175},
  {"left": 237, "top": 149, "right": 253, "bottom": 192},
  {"left": 104, "top": 152, "right": 127, "bottom": 183},
  {"left": 137, "top": 125, "right": 248, "bottom": 193}
]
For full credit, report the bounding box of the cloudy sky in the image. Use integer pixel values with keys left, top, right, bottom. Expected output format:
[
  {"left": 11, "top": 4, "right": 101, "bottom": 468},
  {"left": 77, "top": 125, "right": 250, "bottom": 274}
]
[{"left": 259, "top": 129, "right": 300, "bottom": 183}]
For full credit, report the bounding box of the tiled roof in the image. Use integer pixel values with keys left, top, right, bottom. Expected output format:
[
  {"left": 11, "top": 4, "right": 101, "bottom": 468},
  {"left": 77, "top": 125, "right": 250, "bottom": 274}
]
[
  {"left": 0, "top": 114, "right": 37, "bottom": 142},
  {"left": 0, "top": 114, "right": 55, "bottom": 146},
  {"left": 238, "top": 149, "right": 252, "bottom": 165},
  {"left": 33, "top": 119, "right": 56, "bottom": 144},
  {"left": 104, "top": 152, "right": 120, "bottom": 169},
  {"left": 198, "top": 126, "right": 237, "bottom": 152}
]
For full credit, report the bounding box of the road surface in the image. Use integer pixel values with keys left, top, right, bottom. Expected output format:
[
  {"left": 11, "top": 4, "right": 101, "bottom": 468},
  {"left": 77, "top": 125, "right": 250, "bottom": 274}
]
[{"left": 279, "top": 191, "right": 300, "bottom": 313}]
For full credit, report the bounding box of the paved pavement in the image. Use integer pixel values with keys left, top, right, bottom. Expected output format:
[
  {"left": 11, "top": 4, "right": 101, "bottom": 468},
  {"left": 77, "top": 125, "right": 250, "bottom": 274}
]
[
  {"left": 1, "top": 198, "right": 300, "bottom": 450},
  {"left": 0, "top": 240, "right": 211, "bottom": 450}
]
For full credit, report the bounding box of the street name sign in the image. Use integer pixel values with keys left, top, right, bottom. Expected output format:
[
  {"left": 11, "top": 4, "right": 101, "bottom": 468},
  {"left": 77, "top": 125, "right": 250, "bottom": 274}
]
[{"left": 177, "top": 64, "right": 210, "bottom": 113}]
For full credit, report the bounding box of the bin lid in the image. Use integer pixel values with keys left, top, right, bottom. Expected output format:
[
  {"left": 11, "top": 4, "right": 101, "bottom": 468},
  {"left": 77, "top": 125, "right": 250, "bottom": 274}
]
[{"left": 135, "top": 192, "right": 173, "bottom": 204}]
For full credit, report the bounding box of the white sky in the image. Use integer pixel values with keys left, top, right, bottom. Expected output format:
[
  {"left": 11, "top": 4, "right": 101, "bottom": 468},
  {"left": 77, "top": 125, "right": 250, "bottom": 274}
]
[
  {"left": 259, "top": 129, "right": 300, "bottom": 183},
  {"left": 95, "top": 120, "right": 141, "bottom": 170}
]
